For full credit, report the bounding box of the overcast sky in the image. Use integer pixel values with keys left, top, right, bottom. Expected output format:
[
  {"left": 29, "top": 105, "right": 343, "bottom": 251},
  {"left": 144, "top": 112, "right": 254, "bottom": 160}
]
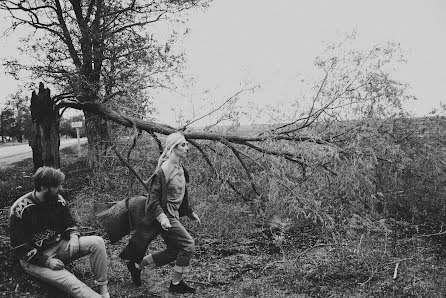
[{"left": 1, "top": 0, "right": 446, "bottom": 125}]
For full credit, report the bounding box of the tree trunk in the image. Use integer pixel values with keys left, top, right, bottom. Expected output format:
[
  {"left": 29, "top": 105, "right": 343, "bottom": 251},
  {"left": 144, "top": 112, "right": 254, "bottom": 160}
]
[
  {"left": 29, "top": 83, "right": 60, "bottom": 171},
  {"left": 1, "top": 111, "right": 4, "bottom": 143},
  {"left": 84, "top": 110, "right": 110, "bottom": 167}
]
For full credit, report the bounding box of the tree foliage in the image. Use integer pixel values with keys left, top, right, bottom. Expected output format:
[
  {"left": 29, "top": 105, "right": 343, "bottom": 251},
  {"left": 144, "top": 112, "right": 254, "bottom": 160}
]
[
  {"left": 0, "top": 92, "right": 32, "bottom": 142},
  {"left": 1, "top": 0, "right": 209, "bottom": 165}
]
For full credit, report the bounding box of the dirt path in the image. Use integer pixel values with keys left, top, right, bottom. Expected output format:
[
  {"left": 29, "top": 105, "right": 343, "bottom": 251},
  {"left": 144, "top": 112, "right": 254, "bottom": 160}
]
[{"left": 0, "top": 138, "right": 87, "bottom": 168}]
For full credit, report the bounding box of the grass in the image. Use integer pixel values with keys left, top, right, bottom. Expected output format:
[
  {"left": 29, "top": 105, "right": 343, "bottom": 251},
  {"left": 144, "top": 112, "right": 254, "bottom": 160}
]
[{"left": 2, "top": 143, "right": 446, "bottom": 297}]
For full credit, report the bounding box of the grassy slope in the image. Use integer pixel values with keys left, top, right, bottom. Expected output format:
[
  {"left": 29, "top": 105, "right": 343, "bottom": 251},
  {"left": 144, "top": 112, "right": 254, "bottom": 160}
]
[{"left": 1, "top": 146, "right": 446, "bottom": 297}]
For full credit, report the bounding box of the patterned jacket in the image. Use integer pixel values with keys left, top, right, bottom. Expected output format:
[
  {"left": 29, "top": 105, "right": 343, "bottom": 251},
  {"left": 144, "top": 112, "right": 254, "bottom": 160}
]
[{"left": 9, "top": 191, "right": 80, "bottom": 266}]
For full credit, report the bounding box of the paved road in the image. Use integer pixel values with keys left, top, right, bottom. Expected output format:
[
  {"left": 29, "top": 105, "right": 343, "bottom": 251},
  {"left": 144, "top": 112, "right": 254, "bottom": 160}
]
[{"left": 0, "top": 138, "right": 87, "bottom": 168}]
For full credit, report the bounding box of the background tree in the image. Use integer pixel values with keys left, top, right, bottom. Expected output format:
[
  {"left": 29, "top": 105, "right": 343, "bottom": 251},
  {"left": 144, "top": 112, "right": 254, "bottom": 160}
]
[
  {"left": 1, "top": 0, "right": 209, "bottom": 166},
  {"left": 0, "top": 108, "right": 15, "bottom": 142},
  {"left": 8, "top": 92, "right": 32, "bottom": 142},
  {"left": 0, "top": 92, "right": 32, "bottom": 142}
]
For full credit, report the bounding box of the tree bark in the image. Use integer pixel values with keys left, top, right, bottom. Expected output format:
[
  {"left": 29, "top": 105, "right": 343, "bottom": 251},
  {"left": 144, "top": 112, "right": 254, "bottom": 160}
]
[
  {"left": 84, "top": 110, "right": 111, "bottom": 167},
  {"left": 1, "top": 111, "right": 4, "bottom": 143},
  {"left": 29, "top": 83, "right": 61, "bottom": 171}
]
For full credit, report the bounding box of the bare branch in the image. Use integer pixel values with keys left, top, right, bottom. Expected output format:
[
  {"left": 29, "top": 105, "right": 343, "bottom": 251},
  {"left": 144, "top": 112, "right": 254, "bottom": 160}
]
[
  {"left": 182, "top": 86, "right": 257, "bottom": 130},
  {"left": 54, "top": 0, "right": 82, "bottom": 67},
  {"left": 221, "top": 140, "right": 261, "bottom": 197},
  {"left": 110, "top": 11, "right": 167, "bottom": 35},
  {"left": 111, "top": 144, "right": 149, "bottom": 192}
]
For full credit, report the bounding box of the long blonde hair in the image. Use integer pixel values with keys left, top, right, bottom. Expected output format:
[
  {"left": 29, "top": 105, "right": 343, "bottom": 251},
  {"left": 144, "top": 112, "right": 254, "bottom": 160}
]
[{"left": 147, "top": 132, "right": 187, "bottom": 182}]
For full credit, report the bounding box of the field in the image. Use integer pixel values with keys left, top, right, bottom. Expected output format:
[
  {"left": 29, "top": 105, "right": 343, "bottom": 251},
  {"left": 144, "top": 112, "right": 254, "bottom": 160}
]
[{"left": 2, "top": 116, "right": 446, "bottom": 297}]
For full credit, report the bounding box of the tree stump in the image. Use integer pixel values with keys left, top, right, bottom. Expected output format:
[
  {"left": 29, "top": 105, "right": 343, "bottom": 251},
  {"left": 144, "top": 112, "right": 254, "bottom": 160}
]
[{"left": 29, "top": 83, "right": 60, "bottom": 171}]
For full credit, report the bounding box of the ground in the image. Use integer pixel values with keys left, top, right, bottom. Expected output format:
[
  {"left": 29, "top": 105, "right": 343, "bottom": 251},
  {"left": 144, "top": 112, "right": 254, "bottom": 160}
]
[{"left": 1, "top": 145, "right": 446, "bottom": 297}]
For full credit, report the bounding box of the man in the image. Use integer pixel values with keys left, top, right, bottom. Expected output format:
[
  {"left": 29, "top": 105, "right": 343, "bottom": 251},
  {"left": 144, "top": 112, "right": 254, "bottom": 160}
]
[{"left": 9, "top": 166, "right": 110, "bottom": 298}]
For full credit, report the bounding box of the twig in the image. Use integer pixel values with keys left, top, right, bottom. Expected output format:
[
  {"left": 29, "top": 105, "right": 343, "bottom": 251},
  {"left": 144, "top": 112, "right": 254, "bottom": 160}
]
[
  {"left": 398, "top": 229, "right": 446, "bottom": 243},
  {"left": 261, "top": 243, "right": 343, "bottom": 274},
  {"left": 126, "top": 123, "right": 142, "bottom": 160},
  {"left": 182, "top": 86, "right": 256, "bottom": 130},
  {"left": 188, "top": 139, "right": 218, "bottom": 177},
  {"left": 360, "top": 257, "right": 413, "bottom": 286},
  {"left": 148, "top": 130, "right": 163, "bottom": 154},
  {"left": 111, "top": 144, "right": 149, "bottom": 192},
  {"left": 295, "top": 243, "right": 344, "bottom": 260},
  {"left": 418, "top": 230, "right": 446, "bottom": 238},
  {"left": 393, "top": 262, "right": 400, "bottom": 279},
  {"left": 221, "top": 140, "right": 260, "bottom": 196},
  {"left": 208, "top": 146, "right": 252, "bottom": 202}
]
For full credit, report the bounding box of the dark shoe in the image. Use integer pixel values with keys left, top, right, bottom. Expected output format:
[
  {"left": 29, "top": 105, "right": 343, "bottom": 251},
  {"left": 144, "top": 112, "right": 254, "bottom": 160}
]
[
  {"left": 169, "top": 280, "right": 196, "bottom": 294},
  {"left": 126, "top": 261, "right": 142, "bottom": 286}
]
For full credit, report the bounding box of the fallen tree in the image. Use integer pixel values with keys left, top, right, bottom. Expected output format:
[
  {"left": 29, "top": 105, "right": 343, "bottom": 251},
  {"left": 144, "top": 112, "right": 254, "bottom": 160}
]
[{"left": 56, "top": 96, "right": 334, "bottom": 204}]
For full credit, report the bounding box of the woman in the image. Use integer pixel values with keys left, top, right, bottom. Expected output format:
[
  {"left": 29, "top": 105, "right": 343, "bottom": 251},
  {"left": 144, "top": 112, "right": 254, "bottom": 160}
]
[{"left": 119, "top": 132, "right": 201, "bottom": 294}]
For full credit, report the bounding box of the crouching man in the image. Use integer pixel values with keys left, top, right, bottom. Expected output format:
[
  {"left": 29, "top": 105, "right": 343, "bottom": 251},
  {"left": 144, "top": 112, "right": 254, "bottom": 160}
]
[{"left": 9, "top": 166, "right": 110, "bottom": 298}]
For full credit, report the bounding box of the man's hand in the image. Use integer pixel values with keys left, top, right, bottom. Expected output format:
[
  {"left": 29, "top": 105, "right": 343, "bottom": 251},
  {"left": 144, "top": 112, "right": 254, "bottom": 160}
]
[
  {"left": 47, "top": 258, "right": 65, "bottom": 270},
  {"left": 65, "top": 234, "right": 80, "bottom": 257},
  {"left": 191, "top": 212, "right": 201, "bottom": 225}
]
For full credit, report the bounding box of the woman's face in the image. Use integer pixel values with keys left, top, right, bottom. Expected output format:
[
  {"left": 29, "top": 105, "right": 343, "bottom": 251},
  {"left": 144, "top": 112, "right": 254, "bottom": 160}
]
[{"left": 173, "top": 141, "right": 189, "bottom": 158}]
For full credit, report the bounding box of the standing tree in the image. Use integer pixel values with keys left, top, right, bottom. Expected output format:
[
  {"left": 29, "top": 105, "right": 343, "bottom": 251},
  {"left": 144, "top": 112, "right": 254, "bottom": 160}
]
[
  {"left": 29, "top": 83, "right": 61, "bottom": 170},
  {"left": 0, "top": 108, "right": 15, "bottom": 142},
  {"left": 6, "top": 92, "right": 32, "bottom": 142},
  {"left": 0, "top": 0, "right": 208, "bottom": 166}
]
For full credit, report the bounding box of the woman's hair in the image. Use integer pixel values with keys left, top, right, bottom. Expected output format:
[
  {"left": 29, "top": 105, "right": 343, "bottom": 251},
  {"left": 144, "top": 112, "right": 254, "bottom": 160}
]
[
  {"left": 33, "top": 166, "right": 65, "bottom": 191},
  {"left": 148, "top": 132, "right": 187, "bottom": 182}
]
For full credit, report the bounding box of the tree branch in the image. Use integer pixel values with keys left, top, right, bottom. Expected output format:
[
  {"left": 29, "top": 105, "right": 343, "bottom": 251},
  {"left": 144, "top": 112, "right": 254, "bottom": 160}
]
[
  {"left": 110, "top": 11, "right": 167, "bottom": 35},
  {"left": 54, "top": 0, "right": 82, "bottom": 67},
  {"left": 221, "top": 140, "right": 261, "bottom": 197},
  {"left": 111, "top": 144, "right": 149, "bottom": 192}
]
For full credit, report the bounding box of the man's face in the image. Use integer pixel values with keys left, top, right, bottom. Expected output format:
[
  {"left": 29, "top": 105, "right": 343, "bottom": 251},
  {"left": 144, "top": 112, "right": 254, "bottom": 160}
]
[{"left": 42, "top": 185, "right": 61, "bottom": 201}]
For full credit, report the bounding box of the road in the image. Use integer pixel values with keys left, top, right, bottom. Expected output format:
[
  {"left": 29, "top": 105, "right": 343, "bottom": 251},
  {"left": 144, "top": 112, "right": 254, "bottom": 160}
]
[{"left": 0, "top": 138, "right": 87, "bottom": 168}]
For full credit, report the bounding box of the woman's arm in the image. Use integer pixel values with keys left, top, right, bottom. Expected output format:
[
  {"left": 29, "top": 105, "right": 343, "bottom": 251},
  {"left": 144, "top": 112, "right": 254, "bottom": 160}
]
[{"left": 145, "top": 174, "right": 164, "bottom": 218}]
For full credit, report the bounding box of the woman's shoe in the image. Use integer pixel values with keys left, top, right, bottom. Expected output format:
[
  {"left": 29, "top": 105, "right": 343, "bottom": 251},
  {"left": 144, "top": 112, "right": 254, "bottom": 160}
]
[
  {"left": 169, "top": 280, "right": 196, "bottom": 294},
  {"left": 126, "top": 262, "right": 142, "bottom": 286}
]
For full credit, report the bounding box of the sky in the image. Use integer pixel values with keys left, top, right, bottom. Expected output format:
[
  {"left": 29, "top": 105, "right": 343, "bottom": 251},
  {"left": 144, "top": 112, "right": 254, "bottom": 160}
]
[{"left": 1, "top": 0, "right": 446, "bottom": 126}]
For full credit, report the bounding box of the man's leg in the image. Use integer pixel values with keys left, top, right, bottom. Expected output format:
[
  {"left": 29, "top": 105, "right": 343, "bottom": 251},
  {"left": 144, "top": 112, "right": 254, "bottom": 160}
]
[
  {"left": 20, "top": 259, "right": 102, "bottom": 298},
  {"left": 56, "top": 236, "right": 108, "bottom": 295}
]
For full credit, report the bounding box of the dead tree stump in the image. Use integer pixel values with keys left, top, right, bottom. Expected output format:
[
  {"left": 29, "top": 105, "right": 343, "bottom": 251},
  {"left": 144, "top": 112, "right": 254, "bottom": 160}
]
[{"left": 29, "top": 83, "right": 60, "bottom": 171}]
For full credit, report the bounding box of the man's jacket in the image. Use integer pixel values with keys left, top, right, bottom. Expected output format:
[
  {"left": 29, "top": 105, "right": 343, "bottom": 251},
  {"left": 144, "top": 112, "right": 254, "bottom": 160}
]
[{"left": 9, "top": 191, "right": 80, "bottom": 266}]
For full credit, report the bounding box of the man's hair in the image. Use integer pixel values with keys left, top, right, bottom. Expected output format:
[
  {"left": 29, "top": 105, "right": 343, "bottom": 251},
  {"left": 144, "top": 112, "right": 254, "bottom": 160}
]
[{"left": 33, "top": 167, "right": 65, "bottom": 191}]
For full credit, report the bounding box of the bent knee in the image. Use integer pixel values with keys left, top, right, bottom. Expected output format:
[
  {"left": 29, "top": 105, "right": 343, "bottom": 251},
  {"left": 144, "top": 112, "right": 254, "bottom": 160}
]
[
  {"left": 89, "top": 236, "right": 106, "bottom": 250},
  {"left": 183, "top": 239, "right": 195, "bottom": 253}
]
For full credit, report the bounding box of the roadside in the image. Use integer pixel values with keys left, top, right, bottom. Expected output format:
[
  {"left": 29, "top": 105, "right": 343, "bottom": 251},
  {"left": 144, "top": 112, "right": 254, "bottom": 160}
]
[
  {"left": 0, "top": 142, "right": 22, "bottom": 148},
  {"left": 0, "top": 137, "right": 87, "bottom": 168}
]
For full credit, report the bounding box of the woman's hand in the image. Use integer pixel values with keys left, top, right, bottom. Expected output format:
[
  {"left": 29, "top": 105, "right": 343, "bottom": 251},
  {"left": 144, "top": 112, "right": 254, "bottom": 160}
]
[
  {"left": 191, "top": 212, "right": 201, "bottom": 225},
  {"left": 156, "top": 213, "right": 171, "bottom": 231},
  {"left": 160, "top": 217, "right": 172, "bottom": 230}
]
